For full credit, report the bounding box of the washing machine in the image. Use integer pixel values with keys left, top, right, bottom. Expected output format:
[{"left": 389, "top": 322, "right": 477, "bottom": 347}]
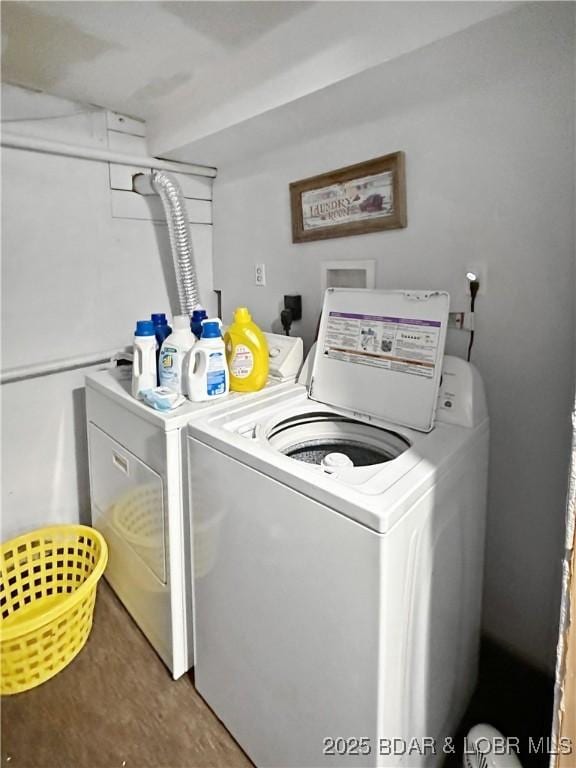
[
  {"left": 187, "top": 289, "right": 489, "bottom": 767},
  {"left": 85, "top": 332, "right": 302, "bottom": 679}
]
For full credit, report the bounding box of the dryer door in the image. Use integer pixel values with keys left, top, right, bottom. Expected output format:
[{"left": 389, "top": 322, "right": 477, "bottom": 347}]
[{"left": 88, "top": 424, "right": 167, "bottom": 584}]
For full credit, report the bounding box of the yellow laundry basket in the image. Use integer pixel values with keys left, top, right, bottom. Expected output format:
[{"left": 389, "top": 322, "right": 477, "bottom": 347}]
[{"left": 0, "top": 524, "right": 108, "bottom": 695}]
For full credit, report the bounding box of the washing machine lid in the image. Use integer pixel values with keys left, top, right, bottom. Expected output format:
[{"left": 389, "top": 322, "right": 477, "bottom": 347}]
[{"left": 310, "top": 288, "right": 449, "bottom": 432}]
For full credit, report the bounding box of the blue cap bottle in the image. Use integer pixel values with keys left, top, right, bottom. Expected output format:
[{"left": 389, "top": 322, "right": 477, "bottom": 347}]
[
  {"left": 132, "top": 320, "right": 157, "bottom": 399},
  {"left": 201, "top": 320, "right": 222, "bottom": 338},
  {"left": 150, "top": 314, "right": 172, "bottom": 385},
  {"left": 151, "top": 312, "right": 168, "bottom": 326},
  {"left": 151, "top": 313, "right": 172, "bottom": 345},
  {"left": 135, "top": 320, "right": 156, "bottom": 336},
  {"left": 191, "top": 309, "right": 208, "bottom": 339}
]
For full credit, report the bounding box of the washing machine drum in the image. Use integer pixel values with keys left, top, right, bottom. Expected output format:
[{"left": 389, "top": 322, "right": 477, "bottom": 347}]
[{"left": 266, "top": 412, "right": 410, "bottom": 467}]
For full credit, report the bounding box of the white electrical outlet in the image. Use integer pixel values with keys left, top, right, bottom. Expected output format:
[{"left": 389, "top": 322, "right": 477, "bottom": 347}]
[
  {"left": 448, "top": 311, "right": 475, "bottom": 331},
  {"left": 255, "top": 263, "right": 266, "bottom": 287},
  {"left": 448, "top": 312, "right": 465, "bottom": 330},
  {"left": 465, "top": 264, "right": 487, "bottom": 296}
]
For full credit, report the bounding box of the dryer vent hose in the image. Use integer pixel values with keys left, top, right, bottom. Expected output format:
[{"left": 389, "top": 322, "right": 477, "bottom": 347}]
[{"left": 134, "top": 170, "right": 201, "bottom": 316}]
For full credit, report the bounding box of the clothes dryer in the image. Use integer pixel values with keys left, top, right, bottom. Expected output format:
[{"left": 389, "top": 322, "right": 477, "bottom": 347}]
[{"left": 86, "top": 332, "right": 302, "bottom": 677}]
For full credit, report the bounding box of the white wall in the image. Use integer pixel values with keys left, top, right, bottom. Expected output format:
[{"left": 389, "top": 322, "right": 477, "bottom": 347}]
[
  {"left": 0, "top": 0, "right": 514, "bottom": 156},
  {"left": 1, "top": 85, "right": 214, "bottom": 541},
  {"left": 151, "top": 2, "right": 514, "bottom": 158},
  {"left": 212, "top": 3, "right": 575, "bottom": 671}
]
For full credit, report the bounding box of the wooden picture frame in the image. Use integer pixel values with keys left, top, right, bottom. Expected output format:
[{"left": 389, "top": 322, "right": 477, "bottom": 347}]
[{"left": 289, "top": 151, "right": 406, "bottom": 243}]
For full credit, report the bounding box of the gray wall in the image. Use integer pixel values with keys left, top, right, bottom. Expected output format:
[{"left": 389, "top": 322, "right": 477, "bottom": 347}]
[{"left": 212, "top": 3, "right": 576, "bottom": 671}]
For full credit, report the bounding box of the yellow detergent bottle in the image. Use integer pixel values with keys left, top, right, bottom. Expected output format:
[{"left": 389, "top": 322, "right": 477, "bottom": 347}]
[{"left": 225, "top": 307, "right": 269, "bottom": 392}]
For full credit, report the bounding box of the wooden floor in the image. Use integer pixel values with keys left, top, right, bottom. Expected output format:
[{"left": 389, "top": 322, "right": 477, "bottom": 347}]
[
  {"left": 2, "top": 581, "right": 554, "bottom": 768},
  {"left": 1, "top": 581, "right": 253, "bottom": 768}
]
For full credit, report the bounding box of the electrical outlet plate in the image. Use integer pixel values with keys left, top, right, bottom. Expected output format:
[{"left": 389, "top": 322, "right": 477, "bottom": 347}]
[
  {"left": 448, "top": 311, "right": 475, "bottom": 331},
  {"left": 466, "top": 264, "right": 487, "bottom": 296},
  {"left": 448, "top": 312, "right": 465, "bottom": 330},
  {"left": 255, "top": 263, "right": 266, "bottom": 287}
]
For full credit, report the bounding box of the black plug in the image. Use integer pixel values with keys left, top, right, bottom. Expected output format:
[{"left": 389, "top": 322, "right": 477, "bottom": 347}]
[
  {"left": 469, "top": 280, "right": 479, "bottom": 312},
  {"left": 466, "top": 272, "right": 480, "bottom": 361},
  {"left": 280, "top": 309, "right": 293, "bottom": 336},
  {"left": 284, "top": 295, "right": 302, "bottom": 322}
]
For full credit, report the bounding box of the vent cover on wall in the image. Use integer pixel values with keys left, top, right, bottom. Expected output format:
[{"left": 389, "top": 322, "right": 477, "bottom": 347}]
[{"left": 320, "top": 259, "right": 375, "bottom": 294}]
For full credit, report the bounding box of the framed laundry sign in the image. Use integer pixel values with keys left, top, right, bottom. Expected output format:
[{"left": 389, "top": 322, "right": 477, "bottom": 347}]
[{"left": 289, "top": 151, "right": 407, "bottom": 243}]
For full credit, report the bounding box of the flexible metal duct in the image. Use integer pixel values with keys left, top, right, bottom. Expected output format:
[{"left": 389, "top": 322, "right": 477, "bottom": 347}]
[{"left": 133, "top": 170, "right": 201, "bottom": 315}]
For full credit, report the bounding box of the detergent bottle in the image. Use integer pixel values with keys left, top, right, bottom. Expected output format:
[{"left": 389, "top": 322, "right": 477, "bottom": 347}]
[
  {"left": 151, "top": 312, "right": 172, "bottom": 384},
  {"left": 185, "top": 319, "right": 229, "bottom": 402},
  {"left": 158, "top": 315, "right": 195, "bottom": 395},
  {"left": 190, "top": 308, "right": 208, "bottom": 340},
  {"left": 224, "top": 307, "right": 269, "bottom": 392},
  {"left": 132, "top": 320, "right": 157, "bottom": 399},
  {"left": 151, "top": 312, "right": 172, "bottom": 346}
]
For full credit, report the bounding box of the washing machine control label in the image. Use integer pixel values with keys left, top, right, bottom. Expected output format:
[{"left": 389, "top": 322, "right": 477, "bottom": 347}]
[
  {"left": 323, "top": 311, "right": 441, "bottom": 378},
  {"left": 230, "top": 344, "right": 254, "bottom": 379}
]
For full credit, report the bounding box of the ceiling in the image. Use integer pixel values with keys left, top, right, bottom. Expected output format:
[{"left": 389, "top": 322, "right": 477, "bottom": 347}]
[
  {"left": 1, "top": 1, "right": 518, "bottom": 160},
  {"left": 1, "top": 2, "right": 314, "bottom": 118}
]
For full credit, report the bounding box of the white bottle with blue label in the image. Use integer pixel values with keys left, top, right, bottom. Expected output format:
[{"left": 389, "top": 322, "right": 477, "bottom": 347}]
[
  {"left": 159, "top": 315, "right": 196, "bottom": 395},
  {"left": 185, "top": 319, "right": 230, "bottom": 402},
  {"left": 132, "top": 319, "right": 158, "bottom": 399}
]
